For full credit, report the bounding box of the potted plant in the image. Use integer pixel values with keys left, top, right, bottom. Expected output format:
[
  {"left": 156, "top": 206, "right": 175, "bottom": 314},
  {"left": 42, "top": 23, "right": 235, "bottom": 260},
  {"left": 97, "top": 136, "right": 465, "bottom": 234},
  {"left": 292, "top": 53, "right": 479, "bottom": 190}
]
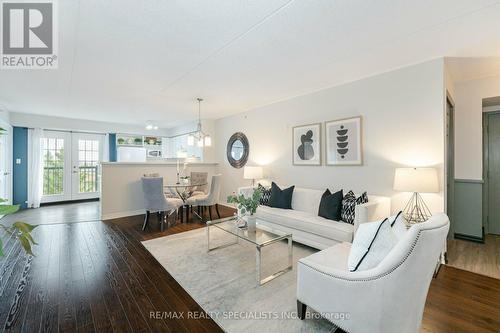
[
  {"left": 227, "top": 189, "right": 262, "bottom": 230},
  {"left": 134, "top": 137, "right": 143, "bottom": 145}
]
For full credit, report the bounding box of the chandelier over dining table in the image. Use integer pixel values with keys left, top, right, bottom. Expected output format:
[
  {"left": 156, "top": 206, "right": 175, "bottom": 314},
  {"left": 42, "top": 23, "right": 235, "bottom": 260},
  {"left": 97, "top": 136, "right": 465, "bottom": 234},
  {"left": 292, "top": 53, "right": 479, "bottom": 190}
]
[{"left": 188, "top": 98, "right": 211, "bottom": 147}]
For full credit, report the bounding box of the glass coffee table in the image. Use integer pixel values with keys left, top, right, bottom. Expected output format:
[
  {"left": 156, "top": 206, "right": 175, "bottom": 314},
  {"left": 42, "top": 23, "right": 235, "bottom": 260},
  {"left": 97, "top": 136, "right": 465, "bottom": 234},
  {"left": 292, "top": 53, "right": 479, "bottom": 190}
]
[{"left": 207, "top": 216, "right": 293, "bottom": 286}]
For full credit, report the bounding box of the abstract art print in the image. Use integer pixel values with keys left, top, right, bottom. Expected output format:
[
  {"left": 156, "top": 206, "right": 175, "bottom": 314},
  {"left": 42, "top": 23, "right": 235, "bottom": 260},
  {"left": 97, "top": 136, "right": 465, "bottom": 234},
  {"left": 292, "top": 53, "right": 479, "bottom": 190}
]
[
  {"left": 325, "top": 116, "right": 362, "bottom": 165},
  {"left": 292, "top": 123, "right": 321, "bottom": 165}
]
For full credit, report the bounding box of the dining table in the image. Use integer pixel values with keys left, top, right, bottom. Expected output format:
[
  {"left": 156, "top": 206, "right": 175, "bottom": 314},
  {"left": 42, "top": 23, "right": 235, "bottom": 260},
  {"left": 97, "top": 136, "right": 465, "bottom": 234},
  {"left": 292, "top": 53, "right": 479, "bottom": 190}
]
[{"left": 164, "top": 181, "right": 208, "bottom": 222}]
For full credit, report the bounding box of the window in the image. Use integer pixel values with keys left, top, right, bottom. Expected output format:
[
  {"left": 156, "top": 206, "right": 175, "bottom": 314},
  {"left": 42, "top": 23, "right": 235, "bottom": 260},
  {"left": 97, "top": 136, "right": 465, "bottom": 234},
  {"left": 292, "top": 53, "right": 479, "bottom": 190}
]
[
  {"left": 77, "top": 140, "right": 99, "bottom": 193},
  {"left": 42, "top": 137, "right": 64, "bottom": 195}
]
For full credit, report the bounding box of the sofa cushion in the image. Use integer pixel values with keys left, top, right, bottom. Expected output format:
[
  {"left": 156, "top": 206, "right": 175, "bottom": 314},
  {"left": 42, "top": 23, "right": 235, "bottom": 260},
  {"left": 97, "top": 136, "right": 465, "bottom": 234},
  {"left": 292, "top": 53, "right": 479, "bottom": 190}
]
[
  {"left": 257, "top": 183, "right": 271, "bottom": 206},
  {"left": 291, "top": 187, "right": 324, "bottom": 214},
  {"left": 257, "top": 205, "right": 354, "bottom": 243},
  {"left": 341, "top": 190, "right": 369, "bottom": 224},
  {"left": 299, "top": 242, "right": 351, "bottom": 271},
  {"left": 341, "top": 191, "right": 357, "bottom": 224},
  {"left": 268, "top": 182, "right": 294, "bottom": 209},
  {"left": 390, "top": 211, "right": 408, "bottom": 240},
  {"left": 318, "top": 189, "right": 343, "bottom": 221}
]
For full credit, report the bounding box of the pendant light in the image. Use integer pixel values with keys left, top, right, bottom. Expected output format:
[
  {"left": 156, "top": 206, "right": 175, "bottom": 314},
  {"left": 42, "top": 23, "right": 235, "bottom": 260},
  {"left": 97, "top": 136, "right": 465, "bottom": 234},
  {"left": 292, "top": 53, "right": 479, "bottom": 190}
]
[{"left": 187, "top": 98, "right": 211, "bottom": 147}]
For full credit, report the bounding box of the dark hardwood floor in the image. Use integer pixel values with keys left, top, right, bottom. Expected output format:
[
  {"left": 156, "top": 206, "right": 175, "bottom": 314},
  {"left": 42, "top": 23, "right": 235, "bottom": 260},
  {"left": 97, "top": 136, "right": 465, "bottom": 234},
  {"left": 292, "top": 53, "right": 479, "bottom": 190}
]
[{"left": 1, "top": 202, "right": 500, "bottom": 332}]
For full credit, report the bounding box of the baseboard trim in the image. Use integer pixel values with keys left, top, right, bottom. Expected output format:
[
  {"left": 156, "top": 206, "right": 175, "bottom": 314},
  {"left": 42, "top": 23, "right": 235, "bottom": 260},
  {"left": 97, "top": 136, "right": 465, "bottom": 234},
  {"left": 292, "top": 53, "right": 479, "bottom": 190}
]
[
  {"left": 454, "top": 233, "right": 484, "bottom": 243},
  {"left": 41, "top": 198, "right": 99, "bottom": 206},
  {"left": 102, "top": 209, "right": 145, "bottom": 221}
]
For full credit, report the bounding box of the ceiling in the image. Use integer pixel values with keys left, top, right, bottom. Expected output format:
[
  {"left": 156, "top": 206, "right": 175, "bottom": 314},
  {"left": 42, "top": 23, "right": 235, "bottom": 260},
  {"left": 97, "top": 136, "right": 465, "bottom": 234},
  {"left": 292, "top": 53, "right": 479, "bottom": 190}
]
[{"left": 2, "top": 0, "right": 500, "bottom": 128}]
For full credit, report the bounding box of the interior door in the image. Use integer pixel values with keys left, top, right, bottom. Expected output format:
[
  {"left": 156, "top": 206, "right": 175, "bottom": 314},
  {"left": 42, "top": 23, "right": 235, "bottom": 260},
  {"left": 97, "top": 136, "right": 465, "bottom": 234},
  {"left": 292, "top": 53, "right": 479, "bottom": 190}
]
[
  {"left": 71, "top": 133, "right": 103, "bottom": 200},
  {"left": 488, "top": 113, "right": 500, "bottom": 235}
]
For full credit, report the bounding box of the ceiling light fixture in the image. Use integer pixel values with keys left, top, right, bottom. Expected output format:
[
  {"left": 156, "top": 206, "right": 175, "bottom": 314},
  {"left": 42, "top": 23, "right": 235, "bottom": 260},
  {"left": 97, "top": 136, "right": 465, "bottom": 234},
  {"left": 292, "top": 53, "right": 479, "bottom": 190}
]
[
  {"left": 188, "top": 98, "right": 211, "bottom": 147},
  {"left": 145, "top": 123, "right": 159, "bottom": 131}
]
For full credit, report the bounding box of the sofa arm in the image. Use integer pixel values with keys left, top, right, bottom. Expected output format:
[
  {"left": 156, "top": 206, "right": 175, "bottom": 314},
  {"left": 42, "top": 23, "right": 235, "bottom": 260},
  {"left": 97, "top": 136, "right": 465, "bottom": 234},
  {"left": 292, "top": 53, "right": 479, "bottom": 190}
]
[{"left": 353, "top": 197, "right": 391, "bottom": 234}]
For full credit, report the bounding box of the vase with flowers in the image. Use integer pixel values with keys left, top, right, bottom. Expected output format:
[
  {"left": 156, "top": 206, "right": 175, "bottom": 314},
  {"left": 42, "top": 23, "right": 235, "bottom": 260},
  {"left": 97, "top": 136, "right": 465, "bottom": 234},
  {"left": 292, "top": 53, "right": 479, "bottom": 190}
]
[{"left": 227, "top": 189, "right": 262, "bottom": 230}]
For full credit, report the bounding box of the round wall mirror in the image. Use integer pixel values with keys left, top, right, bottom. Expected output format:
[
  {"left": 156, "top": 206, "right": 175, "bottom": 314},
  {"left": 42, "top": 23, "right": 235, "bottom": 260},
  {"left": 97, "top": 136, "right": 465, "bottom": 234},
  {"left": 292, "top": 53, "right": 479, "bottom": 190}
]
[{"left": 227, "top": 132, "right": 249, "bottom": 168}]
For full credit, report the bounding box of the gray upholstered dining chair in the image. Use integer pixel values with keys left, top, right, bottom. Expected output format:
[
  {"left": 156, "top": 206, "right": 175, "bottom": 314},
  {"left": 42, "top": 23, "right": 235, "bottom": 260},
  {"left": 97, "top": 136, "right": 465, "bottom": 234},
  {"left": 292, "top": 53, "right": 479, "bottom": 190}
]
[
  {"left": 141, "top": 177, "right": 183, "bottom": 231},
  {"left": 190, "top": 172, "right": 208, "bottom": 196},
  {"left": 186, "top": 174, "right": 222, "bottom": 221}
]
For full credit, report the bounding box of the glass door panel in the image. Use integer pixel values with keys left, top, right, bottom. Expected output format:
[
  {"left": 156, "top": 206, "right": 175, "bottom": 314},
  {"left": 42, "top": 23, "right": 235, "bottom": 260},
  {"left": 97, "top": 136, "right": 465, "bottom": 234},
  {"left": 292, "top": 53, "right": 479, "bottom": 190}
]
[
  {"left": 41, "top": 131, "right": 71, "bottom": 203},
  {"left": 71, "top": 133, "right": 103, "bottom": 200}
]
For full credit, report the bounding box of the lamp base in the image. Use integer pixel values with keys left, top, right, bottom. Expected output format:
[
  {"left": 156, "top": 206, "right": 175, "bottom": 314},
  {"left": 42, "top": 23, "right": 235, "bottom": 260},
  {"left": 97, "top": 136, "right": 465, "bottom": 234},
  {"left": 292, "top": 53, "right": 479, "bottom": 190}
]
[{"left": 402, "top": 192, "right": 432, "bottom": 224}]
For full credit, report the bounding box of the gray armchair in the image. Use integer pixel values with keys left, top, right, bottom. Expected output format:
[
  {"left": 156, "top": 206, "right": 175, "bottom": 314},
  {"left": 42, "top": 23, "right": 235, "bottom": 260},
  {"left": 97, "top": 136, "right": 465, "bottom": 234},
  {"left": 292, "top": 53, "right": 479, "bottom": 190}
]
[{"left": 141, "top": 177, "right": 183, "bottom": 231}]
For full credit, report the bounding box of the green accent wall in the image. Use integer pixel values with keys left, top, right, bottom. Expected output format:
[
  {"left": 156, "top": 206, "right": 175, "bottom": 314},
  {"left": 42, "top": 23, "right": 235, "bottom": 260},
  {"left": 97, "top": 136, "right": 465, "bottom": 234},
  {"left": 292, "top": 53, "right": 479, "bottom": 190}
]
[
  {"left": 109, "top": 133, "right": 117, "bottom": 162},
  {"left": 453, "top": 179, "right": 483, "bottom": 240},
  {"left": 13, "top": 127, "right": 28, "bottom": 209}
]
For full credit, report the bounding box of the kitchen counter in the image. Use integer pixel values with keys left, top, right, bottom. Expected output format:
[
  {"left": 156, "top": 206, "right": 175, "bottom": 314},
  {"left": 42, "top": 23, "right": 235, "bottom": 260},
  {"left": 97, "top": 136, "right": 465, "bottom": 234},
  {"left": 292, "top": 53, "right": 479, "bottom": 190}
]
[{"left": 101, "top": 162, "right": 219, "bottom": 220}]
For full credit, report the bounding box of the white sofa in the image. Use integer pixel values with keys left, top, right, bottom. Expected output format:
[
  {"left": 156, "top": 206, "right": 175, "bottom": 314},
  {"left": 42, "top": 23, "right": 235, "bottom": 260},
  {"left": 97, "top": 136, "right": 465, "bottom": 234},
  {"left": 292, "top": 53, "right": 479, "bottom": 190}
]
[
  {"left": 238, "top": 186, "right": 391, "bottom": 249},
  {"left": 296, "top": 213, "right": 450, "bottom": 333}
]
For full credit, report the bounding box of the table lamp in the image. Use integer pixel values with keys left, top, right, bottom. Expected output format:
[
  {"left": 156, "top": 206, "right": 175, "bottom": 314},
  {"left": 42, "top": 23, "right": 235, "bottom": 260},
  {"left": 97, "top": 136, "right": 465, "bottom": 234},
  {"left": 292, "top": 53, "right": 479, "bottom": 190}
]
[
  {"left": 393, "top": 167, "right": 439, "bottom": 224},
  {"left": 243, "top": 166, "right": 263, "bottom": 187}
]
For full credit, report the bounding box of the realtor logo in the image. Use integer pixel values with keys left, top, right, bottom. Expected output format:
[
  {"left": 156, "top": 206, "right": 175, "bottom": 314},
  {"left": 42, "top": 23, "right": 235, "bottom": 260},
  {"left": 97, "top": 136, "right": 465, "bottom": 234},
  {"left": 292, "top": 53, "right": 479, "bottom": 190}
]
[{"left": 1, "top": 0, "right": 58, "bottom": 69}]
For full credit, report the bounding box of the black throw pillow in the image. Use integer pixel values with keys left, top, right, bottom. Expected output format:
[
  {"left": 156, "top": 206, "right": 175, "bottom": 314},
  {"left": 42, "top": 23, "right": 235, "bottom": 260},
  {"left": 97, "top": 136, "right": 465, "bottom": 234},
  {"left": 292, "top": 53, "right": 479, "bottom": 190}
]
[
  {"left": 318, "top": 189, "right": 343, "bottom": 221},
  {"left": 268, "top": 182, "right": 295, "bottom": 209}
]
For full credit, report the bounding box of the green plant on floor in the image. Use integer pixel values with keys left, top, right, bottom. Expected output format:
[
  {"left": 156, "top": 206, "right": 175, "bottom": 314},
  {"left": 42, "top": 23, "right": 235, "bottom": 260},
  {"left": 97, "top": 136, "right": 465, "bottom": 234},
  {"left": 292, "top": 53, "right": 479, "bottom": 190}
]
[
  {"left": 227, "top": 188, "right": 262, "bottom": 216},
  {"left": 0, "top": 127, "right": 38, "bottom": 257}
]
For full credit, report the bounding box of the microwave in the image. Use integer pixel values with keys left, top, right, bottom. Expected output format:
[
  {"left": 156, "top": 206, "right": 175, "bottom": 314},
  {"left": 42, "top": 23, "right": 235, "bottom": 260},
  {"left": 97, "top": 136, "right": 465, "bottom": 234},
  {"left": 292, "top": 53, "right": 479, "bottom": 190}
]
[{"left": 146, "top": 149, "right": 163, "bottom": 159}]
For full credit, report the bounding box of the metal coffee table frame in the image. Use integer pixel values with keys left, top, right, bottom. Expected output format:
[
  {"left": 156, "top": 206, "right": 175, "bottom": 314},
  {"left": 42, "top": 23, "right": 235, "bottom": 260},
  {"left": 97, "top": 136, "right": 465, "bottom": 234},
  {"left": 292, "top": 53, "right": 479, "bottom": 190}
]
[{"left": 207, "top": 216, "right": 293, "bottom": 286}]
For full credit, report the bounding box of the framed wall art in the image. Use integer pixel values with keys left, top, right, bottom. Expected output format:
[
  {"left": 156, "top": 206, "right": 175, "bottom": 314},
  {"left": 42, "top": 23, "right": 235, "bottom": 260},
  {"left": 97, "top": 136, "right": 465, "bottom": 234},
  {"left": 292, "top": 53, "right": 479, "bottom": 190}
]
[
  {"left": 292, "top": 123, "right": 321, "bottom": 166},
  {"left": 325, "top": 116, "right": 362, "bottom": 165}
]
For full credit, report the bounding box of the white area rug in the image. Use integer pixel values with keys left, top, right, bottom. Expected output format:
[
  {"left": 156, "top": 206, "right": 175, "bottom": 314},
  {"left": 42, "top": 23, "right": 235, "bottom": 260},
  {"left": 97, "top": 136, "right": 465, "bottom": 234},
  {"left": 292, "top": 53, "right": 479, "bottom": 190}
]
[{"left": 142, "top": 227, "right": 337, "bottom": 333}]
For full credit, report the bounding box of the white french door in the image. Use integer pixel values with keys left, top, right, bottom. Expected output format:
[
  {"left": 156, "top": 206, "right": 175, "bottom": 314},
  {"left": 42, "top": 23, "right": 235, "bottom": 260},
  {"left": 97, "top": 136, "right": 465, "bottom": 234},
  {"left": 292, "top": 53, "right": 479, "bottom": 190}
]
[
  {"left": 41, "top": 131, "right": 104, "bottom": 203},
  {"left": 71, "top": 133, "right": 103, "bottom": 200}
]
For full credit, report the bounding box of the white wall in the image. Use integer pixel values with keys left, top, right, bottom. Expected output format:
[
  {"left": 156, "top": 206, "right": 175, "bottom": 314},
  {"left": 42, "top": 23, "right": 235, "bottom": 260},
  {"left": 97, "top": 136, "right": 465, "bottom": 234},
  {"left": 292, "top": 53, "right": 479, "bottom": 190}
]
[
  {"left": 9, "top": 112, "right": 168, "bottom": 136},
  {"left": 0, "top": 110, "right": 9, "bottom": 124},
  {"left": 215, "top": 59, "right": 446, "bottom": 214},
  {"left": 454, "top": 75, "right": 500, "bottom": 180}
]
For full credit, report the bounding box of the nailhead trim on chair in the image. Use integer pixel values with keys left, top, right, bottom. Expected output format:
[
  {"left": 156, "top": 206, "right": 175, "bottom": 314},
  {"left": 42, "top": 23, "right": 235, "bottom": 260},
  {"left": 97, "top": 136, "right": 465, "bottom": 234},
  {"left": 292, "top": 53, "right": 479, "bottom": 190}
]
[
  {"left": 299, "top": 224, "right": 445, "bottom": 282},
  {"left": 298, "top": 224, "right": 446, "bottom": 333}
]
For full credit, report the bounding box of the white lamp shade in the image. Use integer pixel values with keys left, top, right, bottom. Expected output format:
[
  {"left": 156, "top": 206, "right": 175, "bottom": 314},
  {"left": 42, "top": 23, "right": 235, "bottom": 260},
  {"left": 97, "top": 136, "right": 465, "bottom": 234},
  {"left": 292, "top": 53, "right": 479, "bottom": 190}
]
[
  {"left": 243, "top": 166, "right": 263, "bottom": 180},
  {"left": 393, "top": 168, "right": 439, "bottom": 193},
  {"left": 204, "top": 135, "right": 211, "bottom": 146}
]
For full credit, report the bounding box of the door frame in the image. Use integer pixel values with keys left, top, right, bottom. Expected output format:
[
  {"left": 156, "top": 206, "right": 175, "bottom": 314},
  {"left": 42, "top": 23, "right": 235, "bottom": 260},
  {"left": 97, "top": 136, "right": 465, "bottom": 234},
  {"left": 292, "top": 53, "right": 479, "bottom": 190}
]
[
  {"left": 70, "top": 132, "right": 104, "bottom": 201},
  {"left": 483, "top": 109, "right": 500, "bottom": 235},
  {"left": 38, "top": 130, "right": 104, "bottom": 204},
  {"left": 39, "top": 130, "right": 72, "bottom": 203},
  {"left": 445, "top": 94, "right": 455, "bottom": 238},
  {"left": 0, "top": 118, "right": 13, "bottom": 204}
]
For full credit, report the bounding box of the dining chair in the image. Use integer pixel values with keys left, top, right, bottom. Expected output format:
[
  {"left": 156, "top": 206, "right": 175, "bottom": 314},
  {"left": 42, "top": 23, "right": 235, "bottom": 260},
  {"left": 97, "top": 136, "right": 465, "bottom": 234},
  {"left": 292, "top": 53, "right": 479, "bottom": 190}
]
[
  {"left": 141, "top": 177, "right": 183, "bottom": 231},
  {"left": 187, "top": 174, "right": 222, "bottom": 221},
  {"left": 190, "top": 172, "right": 208, "bottom": 196}
]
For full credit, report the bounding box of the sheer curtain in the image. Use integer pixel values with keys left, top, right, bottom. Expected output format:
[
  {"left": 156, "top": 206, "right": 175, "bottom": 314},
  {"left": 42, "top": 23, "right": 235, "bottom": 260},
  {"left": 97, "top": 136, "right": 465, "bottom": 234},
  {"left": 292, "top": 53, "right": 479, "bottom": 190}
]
[
  {"left": 28, "top": 128, "right": 44, "bottom": 208},
  {"left": 103, "top": 133, "right": 110, "bottom": 162}
]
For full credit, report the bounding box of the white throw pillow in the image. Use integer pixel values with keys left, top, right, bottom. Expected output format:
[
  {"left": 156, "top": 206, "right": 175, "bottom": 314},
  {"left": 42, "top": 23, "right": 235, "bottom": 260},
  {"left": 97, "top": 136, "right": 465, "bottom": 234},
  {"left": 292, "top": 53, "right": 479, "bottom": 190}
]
[
  {"left": 348, "top": 218, "right": 398, "bottom": 271},
  {"left": 390, "top": 211, "right": 408, "bottom": 240}
]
